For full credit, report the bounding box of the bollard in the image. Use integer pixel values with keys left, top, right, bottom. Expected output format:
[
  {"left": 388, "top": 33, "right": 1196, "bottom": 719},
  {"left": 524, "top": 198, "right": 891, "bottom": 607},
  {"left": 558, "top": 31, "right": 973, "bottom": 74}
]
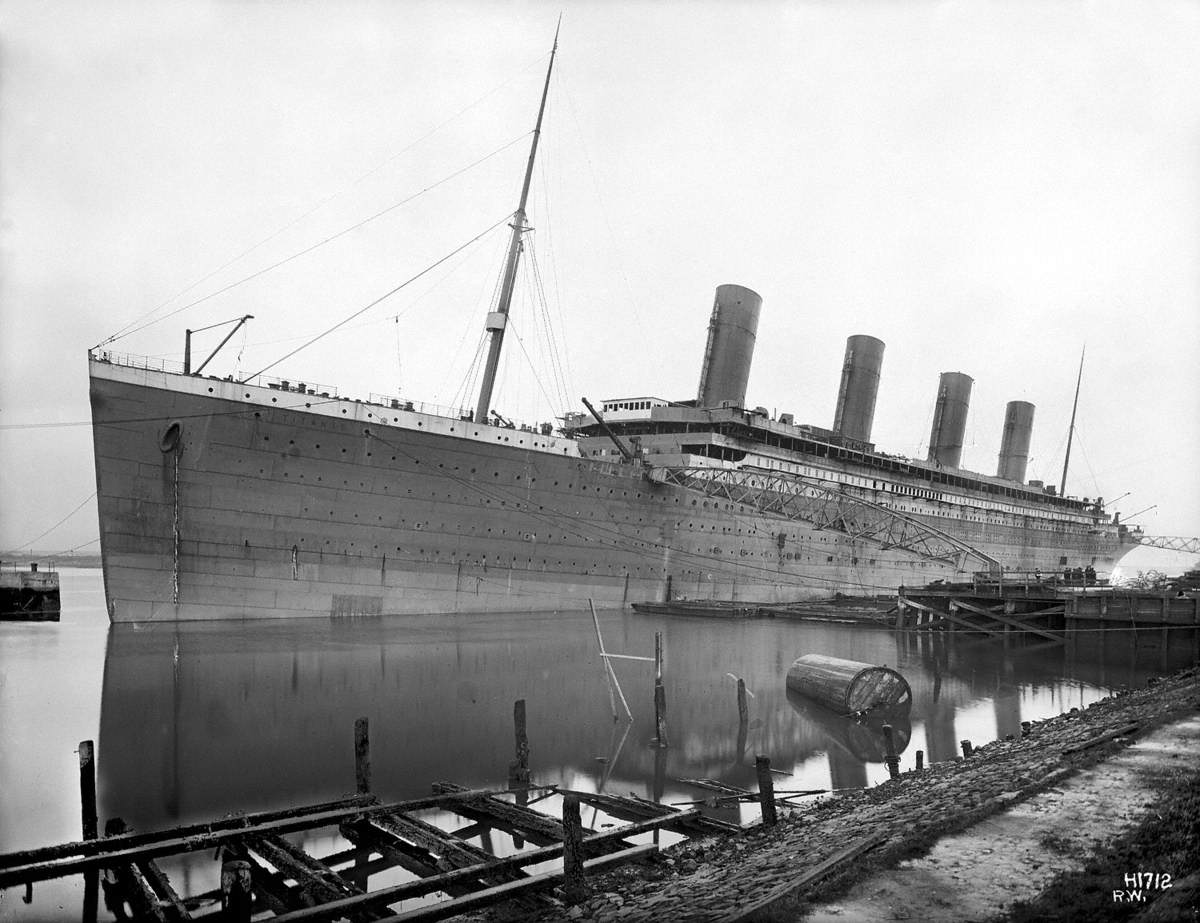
[
  {"left": 509, "top": 698, "right": 531, "bottom": 788},
  {"left": 961, "top": 739, "right": 974, "bottom": 758},
  {"left": 354, "top": 718, "right": 371, "bottom": 794},
  {"left": 881, "top": 725, "right": 900, "bottom": 779},
  {"left": 562, "top": 794, "right": 589, "bottom": 904},
  {"left": 755, "top": 756, "right": 778, "bottom": 827},
  {"left": 915, "top": 749, "right": 924, "bottom": 772},
  {"left": 221, "top": 860, "right": 253, "bottom": 922}
]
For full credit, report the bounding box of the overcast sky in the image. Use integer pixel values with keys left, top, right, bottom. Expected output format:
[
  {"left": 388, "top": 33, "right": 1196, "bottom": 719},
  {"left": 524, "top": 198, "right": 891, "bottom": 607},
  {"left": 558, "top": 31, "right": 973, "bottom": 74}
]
[{"left": 1, "top": 0, "right": 1198, "bottom": 568}]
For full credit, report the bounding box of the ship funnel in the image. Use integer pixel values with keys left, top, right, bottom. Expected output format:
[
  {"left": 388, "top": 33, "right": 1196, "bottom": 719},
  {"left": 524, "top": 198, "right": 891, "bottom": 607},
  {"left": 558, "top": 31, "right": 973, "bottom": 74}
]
[
  {"left": 996, "top": 400, "right": 1035, "bottom": 482},
  {"left": 832, "top": 335, "right": 885, "bottom": 443},
  {"left": 926, "top": 372, "right": 973, "bottom": 468},
  {"left": 697, "top": 284, "right": 762, "bottom": 408}
]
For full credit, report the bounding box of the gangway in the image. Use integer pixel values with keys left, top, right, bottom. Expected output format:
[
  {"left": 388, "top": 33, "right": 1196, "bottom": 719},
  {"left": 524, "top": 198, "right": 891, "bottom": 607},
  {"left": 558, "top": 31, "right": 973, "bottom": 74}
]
[{"left": 647, "top": 465, "right": 1000, "bottom": 573}]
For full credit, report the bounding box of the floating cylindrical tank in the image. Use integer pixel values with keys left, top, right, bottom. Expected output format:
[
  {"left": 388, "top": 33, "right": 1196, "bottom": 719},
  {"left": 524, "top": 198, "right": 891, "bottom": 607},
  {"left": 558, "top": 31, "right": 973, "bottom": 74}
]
[
  {"left": 832, "top": 334, "right": 885, "bottom": 443},
  {"left": 696, "top": 284, "right": 762, "bottom": 409},
  {"left": 785, "top": 654, "right": 912, "bottom": 715},
  {"left": 927, "top": 371, "right": 974, "bottom": 469},
  {"left": 996, "top": 400, "right": 1035, "bottom": 483}
]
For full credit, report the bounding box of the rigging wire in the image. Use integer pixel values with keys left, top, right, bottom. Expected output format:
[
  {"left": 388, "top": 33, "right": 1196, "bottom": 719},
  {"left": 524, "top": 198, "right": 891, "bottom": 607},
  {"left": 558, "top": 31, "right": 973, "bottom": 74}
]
[
  {"left": 1072, "top": 423, "right": 1102, "bottom": 497},
  {"left": 529, "top": 90, "right": 575, "bottom": 410},
  {"left": 11, "top": 492, "right": 97, "bottom": 552},
  {"left": 537, "top": 150, "right": 575, "bottom": 408},
  {"left": 524, "top": 242, "right": 567, "bottom": 412},
  {"left": 557, "top": 68, "right": 650, "bottom": 344},
  {"left": 96, "top": 52, "right": 549, "bottom": 348},
  {"left": 436, "top": 230, "right": 515, "bottom": 404},
  {"left": 453, "top": 332, "right": 491, "bottom": 413},
  {"left": 504, "top": 316, "right": 564, "bottom": 417},
  {"left": 98, "top": 134, "right": 531, "bottom": 347},
  {"left": 239, "top": 213, "right": 515, "bottom": 383}
]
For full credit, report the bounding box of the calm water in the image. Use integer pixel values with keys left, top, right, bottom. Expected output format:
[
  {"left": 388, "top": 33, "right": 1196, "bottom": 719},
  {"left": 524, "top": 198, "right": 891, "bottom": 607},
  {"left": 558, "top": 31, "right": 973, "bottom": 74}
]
[{"left": 0, "top": 569, "right": 1191, "bottom": 919}]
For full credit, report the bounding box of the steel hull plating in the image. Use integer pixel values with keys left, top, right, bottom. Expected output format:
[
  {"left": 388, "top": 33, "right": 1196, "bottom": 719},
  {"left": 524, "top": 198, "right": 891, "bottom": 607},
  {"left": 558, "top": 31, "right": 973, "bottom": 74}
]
[{"left": 89, "top": 359, "right": 1123, "bottom": 622}]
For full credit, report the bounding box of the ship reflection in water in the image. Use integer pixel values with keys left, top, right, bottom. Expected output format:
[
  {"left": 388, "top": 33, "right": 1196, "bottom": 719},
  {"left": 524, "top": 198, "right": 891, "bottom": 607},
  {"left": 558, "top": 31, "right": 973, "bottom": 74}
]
[{"left": 98, "top": 603, "right": 1192, "bottom": 832}]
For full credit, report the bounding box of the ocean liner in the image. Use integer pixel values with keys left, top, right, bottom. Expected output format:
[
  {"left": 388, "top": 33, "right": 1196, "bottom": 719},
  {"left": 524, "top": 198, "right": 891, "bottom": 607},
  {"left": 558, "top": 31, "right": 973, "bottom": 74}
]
[{"left": 88, "top": 34, "right": 1139, "bottom": 623}]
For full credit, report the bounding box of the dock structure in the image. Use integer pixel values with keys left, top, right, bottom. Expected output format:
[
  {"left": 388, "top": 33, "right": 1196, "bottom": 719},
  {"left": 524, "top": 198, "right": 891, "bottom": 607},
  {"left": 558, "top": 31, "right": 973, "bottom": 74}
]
[
  {"left": 895, "top": 572, "right": 1200, "bottom": 649},
  {"left": 0, "top": 561, "right": 60, "bottom": 621},
  {"left": 0, "top": 710, "right": 731, "bottom": 922}
]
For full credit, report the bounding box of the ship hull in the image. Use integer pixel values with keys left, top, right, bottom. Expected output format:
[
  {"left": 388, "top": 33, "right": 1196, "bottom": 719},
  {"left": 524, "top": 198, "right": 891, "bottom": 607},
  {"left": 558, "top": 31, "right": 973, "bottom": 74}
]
[{"left": 89, "top": 358, "right": 1125, "bottom": 622}]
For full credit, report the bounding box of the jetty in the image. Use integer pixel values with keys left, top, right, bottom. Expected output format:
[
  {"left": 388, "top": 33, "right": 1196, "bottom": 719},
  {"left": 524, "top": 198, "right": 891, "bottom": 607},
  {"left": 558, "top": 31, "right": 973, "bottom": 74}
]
[
  {"left": 895, "top": 571, "right": 1200, "bottom": 650},
  {"left": 0, "top": 561, "right": 60, "bottom": 621}
]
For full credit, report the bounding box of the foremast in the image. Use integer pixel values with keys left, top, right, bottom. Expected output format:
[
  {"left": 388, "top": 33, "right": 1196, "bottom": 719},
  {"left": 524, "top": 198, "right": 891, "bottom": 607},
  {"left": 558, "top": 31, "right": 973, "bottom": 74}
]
[
  {"left": 1060, "top": 346, "right": 1085, "bottom": 495},
  {"left": 473, "top": 21, "right": 560, "bottom": 425}
]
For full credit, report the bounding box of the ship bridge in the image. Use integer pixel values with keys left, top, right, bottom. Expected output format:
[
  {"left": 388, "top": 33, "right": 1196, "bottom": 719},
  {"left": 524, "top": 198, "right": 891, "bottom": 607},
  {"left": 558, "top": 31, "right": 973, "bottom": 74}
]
[{"left": 648, "top": 464, "right": 1001, "bottom": 573}]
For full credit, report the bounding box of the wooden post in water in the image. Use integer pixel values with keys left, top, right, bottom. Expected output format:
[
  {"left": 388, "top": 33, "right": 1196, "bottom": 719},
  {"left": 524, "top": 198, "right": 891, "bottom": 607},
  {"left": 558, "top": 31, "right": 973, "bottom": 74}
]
[
  {"left": 79, "top": 741, "right": 98, "bottom": 923},
  {"left": 562, "top": 794, "right": 589, "bottom": 904},
  {"left": 221, "top": 860, "right": 254, "bottom": 923},
  {"left": 509, "top": 698, "right": 531, "bottom": 789},
  {"left": 354, "top": 718, "right": 371, "bottom": 794},
  {"left": 961, "top": 739, "right": 974, "bottom": 758},
  {"left": 915, "top": 749, "right": 924, "bottom": 772},
  {"left": 755, "top": 756, "right": 778, "bottom": 826},
  {"left": 653, "top": 632, "right": 668, "bottom": 748},
  {"left": 882, "top": 725, "right": 900, "bottom": 779},
  {"left": 79, "top": 740, "right": 98, "bottom": 840},
  {"left": 736, "top": 678, "right": 749, "bottom": 762}
]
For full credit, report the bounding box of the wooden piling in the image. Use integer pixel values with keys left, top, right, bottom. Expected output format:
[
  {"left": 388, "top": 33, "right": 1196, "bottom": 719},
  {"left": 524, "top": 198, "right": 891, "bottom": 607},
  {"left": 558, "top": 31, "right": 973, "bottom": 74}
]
[
  {"left": 220, "top": 859, "right": 253, "bottom": 922},
  {"left": 509, "top": 699, "right": 531, "bottom": 789},
  {"left": 961, "top": 739, "right": 974, "bottom": 758},
  {"left": 79, "top": 741, "right": 98, "bottom": 923},
  {"left": 653, "top": 633, "right": 668, "bottom": 748},
  {"left": 736, "top": 678, "right": 749, "bottom": 762},
  {"left": 79, "top": 741, "right": 98, "bottom": 841},
  {"left": 881, "top": 725, "right": 900, "bottom": 779},
  {"left": 354, "top": 718, "right": 371, "bottom": 795},
  {"left": 561, "top": 794, "right": 589, "bottom": 904},
  {"left": 755, "top": 756, "right": 778, "bottom": 826},
  {"left": 915, "top": 750, "right": 924, "bottom": 772}
]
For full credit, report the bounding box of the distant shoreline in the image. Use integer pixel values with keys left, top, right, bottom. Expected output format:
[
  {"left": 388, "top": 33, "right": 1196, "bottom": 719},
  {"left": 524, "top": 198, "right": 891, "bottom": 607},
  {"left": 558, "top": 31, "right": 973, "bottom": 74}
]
[{"left": 0, "top": 552, "right": 102, "bottom": 569}]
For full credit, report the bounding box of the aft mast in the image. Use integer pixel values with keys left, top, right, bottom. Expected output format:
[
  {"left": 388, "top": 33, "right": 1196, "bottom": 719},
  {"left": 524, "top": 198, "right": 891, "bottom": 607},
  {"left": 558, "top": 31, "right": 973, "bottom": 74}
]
[
  {"left": 473, "top": 21, "right": 561, "bottom": 425},
  {"left": 1060, "top": 346, "right": 1085, "bottom": 495}
]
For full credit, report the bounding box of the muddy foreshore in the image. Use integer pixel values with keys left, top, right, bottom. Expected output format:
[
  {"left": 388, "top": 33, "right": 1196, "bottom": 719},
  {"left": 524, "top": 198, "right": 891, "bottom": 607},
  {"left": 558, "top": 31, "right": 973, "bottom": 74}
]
[{"left": 478, "top": 664, "right": 1200, "bottom": 923}]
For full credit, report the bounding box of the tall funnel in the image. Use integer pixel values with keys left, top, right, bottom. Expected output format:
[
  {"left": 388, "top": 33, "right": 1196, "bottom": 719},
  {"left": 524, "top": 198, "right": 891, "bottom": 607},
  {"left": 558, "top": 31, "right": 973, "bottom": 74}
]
[
  {"left": 927, "top": 372, "right": 973, "bottom": 468},
  {"left": 697, "top": 284, "right": 762, "bottom": 408},
  {"left": 832, "top": 335, "right": 885, "bottom": 443},
  {"left": 997, "top": 400, "right": 1035, "bottom": 482}
]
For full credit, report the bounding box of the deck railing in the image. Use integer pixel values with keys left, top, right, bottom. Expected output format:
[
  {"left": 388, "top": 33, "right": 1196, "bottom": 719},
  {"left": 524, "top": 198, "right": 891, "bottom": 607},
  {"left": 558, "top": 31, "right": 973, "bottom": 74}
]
[{"left": 90, "top": 351, "right": 562, "bottom": 436}]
